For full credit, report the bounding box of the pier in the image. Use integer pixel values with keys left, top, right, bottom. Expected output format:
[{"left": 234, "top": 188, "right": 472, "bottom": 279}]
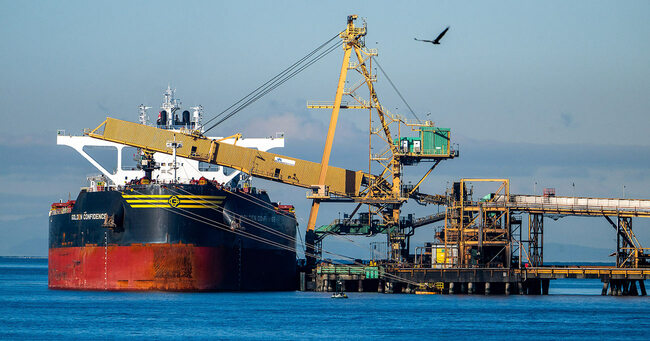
[
  {"left": 310, "top": 265, "right": 649, "bottom": 296},
  {"left": 307, "top": 179, "right": 650, "bottom": 296}
]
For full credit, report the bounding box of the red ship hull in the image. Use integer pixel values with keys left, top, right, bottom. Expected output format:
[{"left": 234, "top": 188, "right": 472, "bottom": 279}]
[
  {"left": 49, "top": 184, "right": 297, "bottom": 291},
  {"left": 48, "top": 244, "right": 232, "bottom": 291}
]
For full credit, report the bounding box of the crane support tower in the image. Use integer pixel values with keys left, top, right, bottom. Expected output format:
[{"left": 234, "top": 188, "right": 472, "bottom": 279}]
[{"left": 305, "top": 15, "right": 456, "bottom": 263}]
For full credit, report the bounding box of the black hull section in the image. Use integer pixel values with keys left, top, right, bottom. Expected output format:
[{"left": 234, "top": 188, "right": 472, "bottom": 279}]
[{"left": 49, "top": 183, "right": 297, "bottom": 291}]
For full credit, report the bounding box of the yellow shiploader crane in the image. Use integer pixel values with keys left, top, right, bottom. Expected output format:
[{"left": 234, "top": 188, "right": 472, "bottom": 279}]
[
  {"left": 88, "top": 117, "right": 374, "bottom": 198},
  {"left": 304, "top": 15, "right": 456, "bottom": 261},
  {"left": 87, "top": 15, "right": 456, "bottom": 265}
]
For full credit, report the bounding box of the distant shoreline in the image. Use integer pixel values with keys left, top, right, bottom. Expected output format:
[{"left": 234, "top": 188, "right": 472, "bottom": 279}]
[{"left": 0, "top": 256, "right": 616, "bottom": 266}]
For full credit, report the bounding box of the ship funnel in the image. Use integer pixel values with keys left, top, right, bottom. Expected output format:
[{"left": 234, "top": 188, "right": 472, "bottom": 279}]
[
  {"left": 159, "top": 110, "right": 168, "bottom": 126},
  {"left": 182, "top": 110, "right": 190, "bottom": 125}
]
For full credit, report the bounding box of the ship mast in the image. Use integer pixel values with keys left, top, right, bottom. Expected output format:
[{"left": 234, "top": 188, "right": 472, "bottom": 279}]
[
  {"left": 138, "top": 104, "right": 151, "bottom": 126},
  {"left": 166, "top": 135, "right": 183, "bottom": 183},
  {"left": 161, "top": 85, "right": 181, "bottom": 127}
]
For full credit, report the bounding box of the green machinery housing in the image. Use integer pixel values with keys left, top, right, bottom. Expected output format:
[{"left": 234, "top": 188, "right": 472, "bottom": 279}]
[{"left": 394, "top": 126, "right": 452, "bottom": 161}]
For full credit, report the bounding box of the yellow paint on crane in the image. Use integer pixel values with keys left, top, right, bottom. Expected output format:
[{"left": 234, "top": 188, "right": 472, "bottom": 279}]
[{"left": 88, "top": 117, "right": 372, "bottom": 198}]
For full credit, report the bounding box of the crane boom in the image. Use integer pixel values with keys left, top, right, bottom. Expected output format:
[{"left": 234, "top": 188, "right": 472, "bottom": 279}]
[{"left": 88, "top": 117, "right": 372, "bottom": 197}]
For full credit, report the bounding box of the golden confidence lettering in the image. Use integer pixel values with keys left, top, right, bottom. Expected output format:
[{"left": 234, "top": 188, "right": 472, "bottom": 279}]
[{"left": 71, "top": 213, "right": 108, "bottom": 221}]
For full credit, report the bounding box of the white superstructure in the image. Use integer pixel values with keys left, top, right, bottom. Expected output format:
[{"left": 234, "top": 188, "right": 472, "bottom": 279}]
[{"left": 57, "top": 87, "right": 284, "bottom": 187}]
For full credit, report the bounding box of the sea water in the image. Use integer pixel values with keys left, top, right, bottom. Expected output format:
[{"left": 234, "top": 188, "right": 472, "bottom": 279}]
[{"left": 1, "top": 257, "right": 648, "bottom": 340}]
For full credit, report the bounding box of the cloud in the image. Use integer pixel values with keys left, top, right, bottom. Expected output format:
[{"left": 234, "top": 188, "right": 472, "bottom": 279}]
[
  {"left": 0, "top": 212, "right": 46, "bottom": 222},
  {"left": 244, "top": 112, "right": 327, "bottom": 142},
  {"left": 560, "top": 112, "right": 575, "bottom": 127},
  {"left": 1, "top": 129, "right": 649, "bottom": 257},
  {"left": 0, "top": 133, "right": 53, "bottom": 147},
  {"left": 96, "top": 101, "right": 110, "bottom": 114}
]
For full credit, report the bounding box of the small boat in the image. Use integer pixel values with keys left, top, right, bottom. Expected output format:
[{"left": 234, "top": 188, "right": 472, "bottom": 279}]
[
  {"left": 331, "top": 279, "right": 348, "bottom": 298},
  {"left": 331, "top": 292, "right": 348, "bottom": 299}
]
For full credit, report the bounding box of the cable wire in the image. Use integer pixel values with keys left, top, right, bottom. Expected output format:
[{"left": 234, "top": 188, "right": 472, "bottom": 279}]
[
  {"left": 203, "top": 33, "right": 342, "bottom": 133},
  {"left": 203, "top": 33, "right": 340, "bottom": 128},
  {"left": 374, "top": 58, "right": 421, "bottom": 123},
  {"left": 204, "top": 41, "right": 341, "bottom": 132}
]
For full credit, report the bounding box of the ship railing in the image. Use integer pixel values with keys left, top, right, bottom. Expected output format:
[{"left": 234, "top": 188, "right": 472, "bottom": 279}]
[{"left": 49, "top": 207, "right": 72, "bottom": 216}]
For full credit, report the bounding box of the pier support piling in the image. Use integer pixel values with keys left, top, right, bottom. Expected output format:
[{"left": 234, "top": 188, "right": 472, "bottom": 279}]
[
  {"left": 541, "top": 279, "right": 550, "bottom": 295},
  {"left": 385, "top": 281, "right": 393, "bottom": 294},
  {"left": 601, "top": 281, "right": 609, "bottom": 296},
  {"left": 299, "top": 272, "right": 306, "bottom": 292},
  {"left": 629, "top": 281, "right": 639, "bottom": 296},
  {"left": 639, "top": 279, "right": 648, "bottom": 296}
]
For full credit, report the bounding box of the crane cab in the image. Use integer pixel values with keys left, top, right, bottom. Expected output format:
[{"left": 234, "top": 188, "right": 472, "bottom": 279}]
[{"left": 394, "top": 126, "right": 455, "bottom": 164}]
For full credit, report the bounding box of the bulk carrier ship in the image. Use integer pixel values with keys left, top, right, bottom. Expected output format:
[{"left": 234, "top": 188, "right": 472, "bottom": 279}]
[{"left": 49, "top": 87, "right": 297, "bottom": 291}]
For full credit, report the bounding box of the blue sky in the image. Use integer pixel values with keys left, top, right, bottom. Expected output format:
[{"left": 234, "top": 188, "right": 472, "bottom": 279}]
[{"left": 1, "top": 1, "right": 649, "bottom": 260}]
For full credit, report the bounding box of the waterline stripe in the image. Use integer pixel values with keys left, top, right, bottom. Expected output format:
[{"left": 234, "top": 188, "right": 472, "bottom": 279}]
[
  {"left": 126, "top": 199, "right": 223, "bottom": 203},
  {"left": 129, "top": 204, "right": 221, "bottom": 208},
  {"left": 123, "top": 194, "right": 225, "bottom": 199}
]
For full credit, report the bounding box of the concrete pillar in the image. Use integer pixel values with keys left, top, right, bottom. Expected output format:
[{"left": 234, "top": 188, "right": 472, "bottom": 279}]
[
  {"left": 484, "top": 282, "right": 491, "bottom": 295},
  {"left": 630, "top": 281, "right": 639, "bottom": 296},
  {"left": 378, "top": 280, "right": 384, "bottom": 293},
  {"left": 468, "top": 282, "right": 475, "bottom": 295},
  {"left": 505, "top": 282, "right": 511, "bottom": 296},
  {"left": 385, "top": 281, "right": 393, "bottom": 294},
  {"left": 615, "top": 281, "right": 623, "bottom": 296},
  {"left": 358, "top": 279, "right": 364, "bottom": 292},
  {"left": 460, "top": 282, "right": 467, "bottom": 294},
  {"left": 518, "top": 282, "right": 523, "bottom": 295},
  {"left": 299, "top": 272, "right": 306, "bottom": 291},
  {"left": 448, "top": 282, "right": 455, "bottom": 295},
  {"left": 601, "top": 281, "right": 609, "bottom": 296},
  {"left": 640, "top": 280, "right": 647, "bottom": 296},
  {"left": 541, "top": 279, "right": 550, "bottom": 295}
]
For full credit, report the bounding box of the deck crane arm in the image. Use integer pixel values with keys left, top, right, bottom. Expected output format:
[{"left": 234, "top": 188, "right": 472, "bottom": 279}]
[{"left": 87, "top": 117, "right": 376, "bottom": 197}]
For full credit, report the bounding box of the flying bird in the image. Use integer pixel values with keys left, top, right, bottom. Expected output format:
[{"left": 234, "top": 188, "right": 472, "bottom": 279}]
[{"left": 414, "top": 26, "right": 450, "bottom": 45}]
